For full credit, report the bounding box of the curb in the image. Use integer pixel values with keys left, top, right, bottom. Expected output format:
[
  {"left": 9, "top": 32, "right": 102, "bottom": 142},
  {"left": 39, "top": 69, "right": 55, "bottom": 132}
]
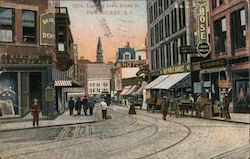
[
  {"left": 0, "top": 120, "right": 99, "bottom": 132},
  {"left": 113, "top": 105, "right": 250, "bottom": 125}
]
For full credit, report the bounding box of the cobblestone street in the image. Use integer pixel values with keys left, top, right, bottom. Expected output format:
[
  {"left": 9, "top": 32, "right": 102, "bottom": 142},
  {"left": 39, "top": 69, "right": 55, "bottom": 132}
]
[{"left": 0, "top": 105, "right": 249, "bottom": 159}]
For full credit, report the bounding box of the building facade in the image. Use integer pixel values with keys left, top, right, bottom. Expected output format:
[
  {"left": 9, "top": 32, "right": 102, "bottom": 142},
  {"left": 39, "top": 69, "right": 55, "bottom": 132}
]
[
  {"left": 0, "top": 1, "right": 80, "bottom": 118},
  {"left": 146, "top": 0, "right": 194, "bottom": 99},
  {"left": 0, "top": 0, "right": 56, "bottom": 118},
  {"left": 86, "top": 63, "right": 111, "bottom": 95},
  {"left": 204, "top": 0, "right": 249, "bottom": 113}
]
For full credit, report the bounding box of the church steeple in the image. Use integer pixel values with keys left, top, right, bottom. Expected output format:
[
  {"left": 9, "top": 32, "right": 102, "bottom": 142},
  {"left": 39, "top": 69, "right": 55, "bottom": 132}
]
[{"left": 96, "top": 37, "right": 103, "bottom": 63}]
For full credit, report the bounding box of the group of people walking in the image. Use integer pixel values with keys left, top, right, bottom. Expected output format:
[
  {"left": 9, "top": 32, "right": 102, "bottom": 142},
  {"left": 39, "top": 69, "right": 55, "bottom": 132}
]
[{"left": 68, "top": 95, "right": 95, "bottom": 116}]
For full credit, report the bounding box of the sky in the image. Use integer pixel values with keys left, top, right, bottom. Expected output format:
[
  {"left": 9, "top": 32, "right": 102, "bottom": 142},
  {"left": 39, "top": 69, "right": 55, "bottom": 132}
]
[{"left": 60, "top": 0, "right": 148, "bottom": 63}]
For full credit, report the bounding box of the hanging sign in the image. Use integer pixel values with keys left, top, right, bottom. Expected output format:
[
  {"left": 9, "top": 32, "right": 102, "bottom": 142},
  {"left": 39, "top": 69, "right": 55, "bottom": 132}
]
[{"left": 196, "top": 0, "right": 211, "bottom": 57}]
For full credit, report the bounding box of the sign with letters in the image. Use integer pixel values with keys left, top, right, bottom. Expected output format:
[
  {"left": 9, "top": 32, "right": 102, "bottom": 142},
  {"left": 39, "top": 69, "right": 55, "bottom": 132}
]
[
  {"left": 196, "top": 0, "right": 211, "bottom": 57},
  {"left": 40, "top": 12, "right": 55, "bottom": 46}
]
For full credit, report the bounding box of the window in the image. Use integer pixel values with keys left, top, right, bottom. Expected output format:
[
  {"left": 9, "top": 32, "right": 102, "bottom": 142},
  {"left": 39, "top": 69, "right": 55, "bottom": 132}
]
[
  {"left": 180, "top": 33, "right": 187, "bottom": 63},
  {"left": 138, "top": 55, "right": 142, "bottom": 60},
  {"left": 150, "top": 27, "right": 154, "bottom": 46},
  {"left": 171, "top": 9, "right": 177, "bottom": 33},
  {"left": 231, "top": 8, "right": 246, "bottom": 52},
  {"left": 158, "top": 0, "right": 163, "bottom": 15},
  {"left": 57, "top": 24, "right": 66, "bottom": 51},
  {"left": 149, "top": 6, "right": 153, "bottom": 23},
  {"left": 97, "top": 88, "right": 100, "bottom": 93},
  {"left": 151, "top": 51, "right": 155, "bottom": 69},
  {"left": 160, "top": 46, "right": 165, "bottom": 68},
  {"left": 212, "top": 0, "right": 224, "bottom": 9},
  {"left": 179, "top": 2, "right": 186, "bottom": 29},
  {"left": 159, "top": 19, "right": 164, "bottom": 41},
  {"left": 0, "top": 8, "right": 14, "bottom": 42},
  {"left": 156, "top": 49, "right": 160, "bottom": 69},
  {"left": 155, "top": 23, "right": 159, "bottom": 43},
  {"left": 166, "top": 43, "right": 171, "bottom": 66},
  {"left": 214, "top": 17, "right": 226, "bottom": 54},
  {"left": 172, "top": 39, "right": 178, "bottom": 64},
  {"left": 153, "top": 2, "right": 157, "bottom": 19},
  {"left": 23, "top": 10, "right": 36, "bottom": 43},
  {"left": 165, "top": 14, "right": 170, "bottom": 37},
  {"left": 124, "top": 53, "right": 130, "bottom": 60},
  {"left": 164, "top": 0, "right": 169, "bottom": 10},
  {"left": 96, "top": 83, "right": 100, "bottom": 87}
]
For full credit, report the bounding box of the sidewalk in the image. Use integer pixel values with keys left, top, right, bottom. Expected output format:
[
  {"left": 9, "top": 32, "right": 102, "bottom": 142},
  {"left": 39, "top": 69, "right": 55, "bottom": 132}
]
[
  {"left": 0, "top": 109, "right": 100, "bottom": 131},
  {"left": 115, "top": 104, "right": 250, "bottom": 124}
]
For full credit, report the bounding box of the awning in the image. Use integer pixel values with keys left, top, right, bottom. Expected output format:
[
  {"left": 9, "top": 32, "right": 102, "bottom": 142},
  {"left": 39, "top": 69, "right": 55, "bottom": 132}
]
[
  {"left": 133, "top": 82, "right": 147, "bottom": 95},
  {"left": 126, "top": 85, "right": 139, "bottom": 95},
  {"left": 54, "top": 80, "right": 82, "bottom": 87},
  {"left": 145, "top": 74, "right": 170, "bottom": 89},
  {"left": 120, "top": 85, "right": 132, "bottom": 95},
  {"left": 152, "top": 72, "right": 190, "bottom": 90}
]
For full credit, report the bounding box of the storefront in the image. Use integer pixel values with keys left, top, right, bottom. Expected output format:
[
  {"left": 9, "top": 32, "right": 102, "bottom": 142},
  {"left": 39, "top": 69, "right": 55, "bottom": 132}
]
[
  {"left": 146, "top": 64, "right": 191, "bottom": 100},
  {"left": 0, "top": 68, "right": 51, "bottom": 118},
  {"left": 229, "top": 56, "right": 250, "bottom": 113}
]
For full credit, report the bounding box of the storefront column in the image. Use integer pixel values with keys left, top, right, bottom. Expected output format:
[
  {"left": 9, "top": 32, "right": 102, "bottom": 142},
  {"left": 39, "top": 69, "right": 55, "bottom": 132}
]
[{"left": 18, "top": 72, "right": 21, "bottom": 118}]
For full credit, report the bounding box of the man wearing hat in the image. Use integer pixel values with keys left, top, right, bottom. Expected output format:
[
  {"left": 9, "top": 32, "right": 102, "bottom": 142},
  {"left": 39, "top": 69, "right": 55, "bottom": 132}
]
[
  {"left": 31, "top": 98, "right": 40, "bottom": 126},
  {"left": 68, "top": 97, "right": 75, "bottom": 116},
  {"left": 161, "top": 96, "right": 169, "bottom": 120}
]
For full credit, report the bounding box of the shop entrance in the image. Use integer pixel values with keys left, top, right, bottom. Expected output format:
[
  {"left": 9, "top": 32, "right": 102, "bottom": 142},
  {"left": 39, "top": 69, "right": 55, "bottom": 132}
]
[{"left": 29, "top": 72, "right": 42, "bottom": 111}]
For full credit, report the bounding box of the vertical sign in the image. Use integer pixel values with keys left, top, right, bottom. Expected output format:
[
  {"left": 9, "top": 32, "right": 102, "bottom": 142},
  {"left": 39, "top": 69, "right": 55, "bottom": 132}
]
[
  {"left": 196, "top": 0, "right": 211, "bottom": 57},
  {"left": 40, "top": 12, "right": 55, "bottom": 46}
]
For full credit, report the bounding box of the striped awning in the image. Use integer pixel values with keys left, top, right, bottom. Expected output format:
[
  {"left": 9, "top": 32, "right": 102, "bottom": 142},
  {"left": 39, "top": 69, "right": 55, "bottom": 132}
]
[
  {"left": 120, "top": 86, "right": 132, "bottom": 95},
  {"left": 125, "top": 85, "right": 139, "bottom": 95},
  {"left": 54, "top": 80, "right": 72, "bottom": 86}
]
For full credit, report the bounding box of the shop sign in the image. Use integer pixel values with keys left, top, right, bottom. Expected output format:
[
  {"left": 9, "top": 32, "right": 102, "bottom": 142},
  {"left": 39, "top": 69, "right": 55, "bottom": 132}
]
[
  {"left": 45, "top": 86, "right": 54, "bottom": 102},
  {"left": 219, "top": 80, "right": 230, "bottom": 88},
  {"left": 196, "top": 0, "right": 211, "bottom": 57},
  {"left": 122, "top": 60, "right": 144, "bottom": 68},
  {"left": 0, "top": 54, "right": 52, "bottom": 65},
  {"left": 193, "top": 82, "right": 202, "bottom": 93},
  {"left": 180, "top": 45, "right": 197, "bottom": 54},
  {"left": 40, "top": 12, "right": 55, "bottom": 46},
  {"left": 134, "top": 60, "right": 145, "bottom": 65},
  {"left": 136, "top": 69, "right": 149, "bottom": 76},
  {"left": 203, "top": 81, "right": 211, "bottom": 87},
  {"left": 197, "top": 42, "right": 211, "bottom": 57},
  {"left": 160, "top": 64, "right": 191, "bottom": 75},
  {"left": 200, "top": 58, "right": 227, "bottom": 69},
  {"left": 0, "top": 100, "right": 15, "bottom": 117}
]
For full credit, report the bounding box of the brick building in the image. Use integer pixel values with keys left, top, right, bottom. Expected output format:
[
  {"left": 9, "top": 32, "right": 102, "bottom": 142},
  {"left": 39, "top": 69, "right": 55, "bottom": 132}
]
[{"left": 0, "top": 0, "right": 78, "bottom": 118}]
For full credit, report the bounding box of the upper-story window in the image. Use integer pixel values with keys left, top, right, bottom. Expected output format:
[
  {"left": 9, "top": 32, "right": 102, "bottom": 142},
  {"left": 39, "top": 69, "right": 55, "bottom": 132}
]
[
  {"left": 231, "top": 8, "right": 246, "bottom": 53},
  {"left": 138, "top": 55, "right": 142, "bottom": 60},
  {"left": 0, "top": 8, "right": 14, "bottom": 42},
  {"left": 124, "top": 52, "right": 131, "bottom": 61},
  {"left": 179, "top": 2, "right": 186, "bottom": 29},
  {"left": 212, "top": 0, "right": 224, "bottom": 9},
  {"left": 57, "top": 25, "right": 66, "bottom": 51},
  {"left": 23, "top": 10, "right": 36, "bottom": 44},
  {"left": 214, "top": 17, "right": 226, "bottom": 54}
]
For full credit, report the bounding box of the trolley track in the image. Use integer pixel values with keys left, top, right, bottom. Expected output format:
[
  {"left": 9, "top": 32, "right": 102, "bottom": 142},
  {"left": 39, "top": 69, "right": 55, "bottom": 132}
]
[{"left": 1, "top": 109, "right": 158, "bottom": 158}]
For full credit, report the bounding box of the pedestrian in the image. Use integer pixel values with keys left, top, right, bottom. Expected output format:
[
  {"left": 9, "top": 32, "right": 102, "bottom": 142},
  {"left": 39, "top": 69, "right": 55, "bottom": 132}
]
[
  {"left": 223, "top": 93, "right": 231, "bottom": 120},
  {"left": 88, "top": 98, "right": 95, "bottom": 116},
  {"left": 100, "top": 98, "right": 107, "bottom": 119},
  {"left": 68, "top": 97, "right": 75, "bottom": 116},
  {"left": 128, "top": 100, "right": 136, "bottom": 114},
  {"left": 161, "top": 96, "right": 169, "bottom": 120},
  {"left": 31, "top": 98, "right": 40, "bottom": 126},
  {"left": 75, "top": 97, "right": 82, "bottom": 115},
  {"left": 82, "top": 95, "right": 88, "bottom": 115}
]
